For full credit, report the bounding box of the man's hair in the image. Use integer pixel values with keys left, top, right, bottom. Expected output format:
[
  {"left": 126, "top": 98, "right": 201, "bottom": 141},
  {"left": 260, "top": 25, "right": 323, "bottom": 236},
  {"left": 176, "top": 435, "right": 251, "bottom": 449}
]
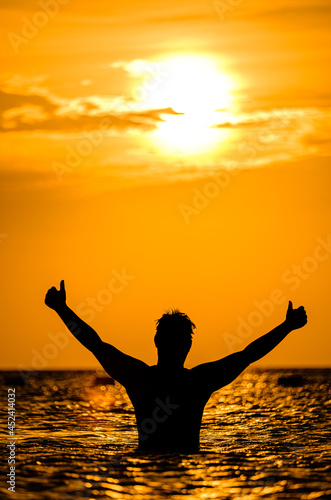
[{"left": 154, "top": 309, "right": 196, "bottom": 351}]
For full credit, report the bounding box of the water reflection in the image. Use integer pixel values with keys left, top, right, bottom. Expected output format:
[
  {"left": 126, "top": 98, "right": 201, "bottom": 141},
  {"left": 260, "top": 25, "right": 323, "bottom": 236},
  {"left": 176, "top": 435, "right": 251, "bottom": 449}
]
[{"left": 0, "top": 369, "right": 330, "bottom": 500}]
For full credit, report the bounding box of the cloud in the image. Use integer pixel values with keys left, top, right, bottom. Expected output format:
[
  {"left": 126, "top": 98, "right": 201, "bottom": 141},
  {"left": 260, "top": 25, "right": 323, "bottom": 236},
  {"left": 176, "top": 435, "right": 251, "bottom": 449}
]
[
  {"left": 302, "top": 112, "right": 331, "bottom": 152},
  {"left": 210, "top": 108, "right": 313, "bottom": 130},
  {"left": 139, "top": 12, "right": 213, "bottom": 25},
  {"left": 0, "top": 0, "right": 37, "bottom": 9},
  {"left": 1, "top": 84, "right": 330, "bottom": 169},
  {"left": 0, "top": 87, "right": 183, "bottom": 133},
  {"left": 0, "top": 89, "right": 57, "bottom": 114},
  {"left": 211, "top": 119, "right": 270, "bottom": 129},
  {"left": 125, "top": 107, "right": 184, "bottom": 122},
  {"left": 213, "top": 0, "right": 331, "bottom": 26},
  {"left": 251, "top": 3, "right": 331, "bottom": 25},
  {"left": 110, "top": 59, "right": 153, "bottom": 76}
]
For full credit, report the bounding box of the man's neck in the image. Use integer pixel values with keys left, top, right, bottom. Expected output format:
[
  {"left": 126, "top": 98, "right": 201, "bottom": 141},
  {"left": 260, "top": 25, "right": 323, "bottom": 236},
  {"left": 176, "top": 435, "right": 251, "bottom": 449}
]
[{"left": 156, "top": 359, "right": 185, "bottom": 371}]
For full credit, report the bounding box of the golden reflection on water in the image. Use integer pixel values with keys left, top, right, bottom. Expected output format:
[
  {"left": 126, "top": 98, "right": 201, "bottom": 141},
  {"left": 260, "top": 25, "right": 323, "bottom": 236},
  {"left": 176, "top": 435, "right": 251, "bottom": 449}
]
[{"left": 0, "top": 369, "right": 330, "bottom": 500}]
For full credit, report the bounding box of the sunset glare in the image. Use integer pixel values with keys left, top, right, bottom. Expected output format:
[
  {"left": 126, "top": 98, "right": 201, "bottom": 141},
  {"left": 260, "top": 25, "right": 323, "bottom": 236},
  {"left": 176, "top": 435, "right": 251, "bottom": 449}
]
[{"left": 130, "top": 54, "right": 236, "bottom": 154}]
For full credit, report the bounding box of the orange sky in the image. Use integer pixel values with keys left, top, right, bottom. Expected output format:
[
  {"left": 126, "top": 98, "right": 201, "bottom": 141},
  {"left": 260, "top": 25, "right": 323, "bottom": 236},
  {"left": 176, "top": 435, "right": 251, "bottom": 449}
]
[{"left": 1, "top": 0, "right": 331, "bottom": 370}]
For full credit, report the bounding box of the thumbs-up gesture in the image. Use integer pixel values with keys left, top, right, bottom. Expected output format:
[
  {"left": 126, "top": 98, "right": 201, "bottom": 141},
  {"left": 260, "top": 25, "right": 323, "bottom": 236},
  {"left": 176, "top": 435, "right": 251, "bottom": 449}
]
[
  {"left": 45, "top": 280, "right": 66, "bottom": 311},
  {"left": 285, "top": 301, "right": 307, "bottom": 330}
]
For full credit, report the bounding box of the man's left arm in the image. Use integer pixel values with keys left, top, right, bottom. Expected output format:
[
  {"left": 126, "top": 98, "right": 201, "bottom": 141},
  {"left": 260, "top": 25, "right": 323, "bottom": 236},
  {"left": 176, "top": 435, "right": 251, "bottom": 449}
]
[
  {"left": 192, "top": 301, "right": 307, "bottom": 393},
  {"left": 242, "top": 301, "right": 307, "bottom": 363}
]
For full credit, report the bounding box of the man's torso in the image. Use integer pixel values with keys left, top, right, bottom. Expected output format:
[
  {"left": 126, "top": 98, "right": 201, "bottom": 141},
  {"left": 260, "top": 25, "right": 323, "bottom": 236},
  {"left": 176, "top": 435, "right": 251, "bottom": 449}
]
[{"left": 124, "top": 365, "right": 212, "bottom": 452}]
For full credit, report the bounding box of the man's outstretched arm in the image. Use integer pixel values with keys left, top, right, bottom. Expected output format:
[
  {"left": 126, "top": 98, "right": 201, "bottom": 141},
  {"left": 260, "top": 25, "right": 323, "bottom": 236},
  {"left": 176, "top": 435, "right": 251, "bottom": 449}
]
[
  {"left": 242, "top": 301, "right": 307, "bottom": 363},
  {"left": 192, "top": 301, "right": 307, "bottom": 393},
  {"left": 44, "top": 280, "right": 148, "bottom": 386}
]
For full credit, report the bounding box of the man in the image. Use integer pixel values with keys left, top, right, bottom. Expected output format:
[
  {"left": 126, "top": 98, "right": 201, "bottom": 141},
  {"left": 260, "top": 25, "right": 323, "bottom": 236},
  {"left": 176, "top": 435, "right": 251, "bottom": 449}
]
[{"left": 45, "top": 280, "right": 307, "bottom": 453}]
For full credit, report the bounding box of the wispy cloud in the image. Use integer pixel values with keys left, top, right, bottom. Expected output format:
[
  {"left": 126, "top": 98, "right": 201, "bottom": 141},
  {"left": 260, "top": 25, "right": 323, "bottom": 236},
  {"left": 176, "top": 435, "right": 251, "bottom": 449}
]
[
  {"left": 0, "top": 87, "right": 184, "bottom": 133},
  {"left": 246, "top": 2, "right": 331, "bottom": 25},
  {"left": 1, "top": 81, "right": 331, "bottom": 166},
  {"left": 0, "top": 89, "right": 57, "bottom": 114}
]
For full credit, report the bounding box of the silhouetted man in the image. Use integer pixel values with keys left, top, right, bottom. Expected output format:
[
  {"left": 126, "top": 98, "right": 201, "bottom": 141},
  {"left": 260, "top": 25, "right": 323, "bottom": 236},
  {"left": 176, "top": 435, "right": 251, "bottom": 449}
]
[{"left": 45, "top": 280, "right": 307, "bottom": 452}]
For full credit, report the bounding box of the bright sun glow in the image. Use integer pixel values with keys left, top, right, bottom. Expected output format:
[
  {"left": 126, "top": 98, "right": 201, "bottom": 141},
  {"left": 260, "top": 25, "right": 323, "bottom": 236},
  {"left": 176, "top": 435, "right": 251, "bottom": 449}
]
[{"left": 136, "top": 55, "right": 236, "bottom": 155}]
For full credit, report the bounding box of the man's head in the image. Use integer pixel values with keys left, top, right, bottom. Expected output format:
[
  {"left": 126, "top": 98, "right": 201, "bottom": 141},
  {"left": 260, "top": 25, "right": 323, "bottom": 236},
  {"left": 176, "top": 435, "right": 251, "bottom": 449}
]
[{"left": 154, "top": 309, "right": 196, "bottom": 364}]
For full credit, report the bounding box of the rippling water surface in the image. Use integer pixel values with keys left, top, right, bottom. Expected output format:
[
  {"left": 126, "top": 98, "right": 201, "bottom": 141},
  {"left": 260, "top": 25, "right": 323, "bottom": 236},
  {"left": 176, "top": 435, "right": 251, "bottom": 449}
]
[{"left": 1, "top": 369, "right": 330, "bottom": 500}]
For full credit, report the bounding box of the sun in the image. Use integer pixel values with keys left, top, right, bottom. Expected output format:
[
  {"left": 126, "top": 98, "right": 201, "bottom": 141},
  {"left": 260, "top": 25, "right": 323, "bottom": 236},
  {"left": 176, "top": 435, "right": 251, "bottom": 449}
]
[{"left": 137, "top": 54, "right": 236, "bottom": 155}]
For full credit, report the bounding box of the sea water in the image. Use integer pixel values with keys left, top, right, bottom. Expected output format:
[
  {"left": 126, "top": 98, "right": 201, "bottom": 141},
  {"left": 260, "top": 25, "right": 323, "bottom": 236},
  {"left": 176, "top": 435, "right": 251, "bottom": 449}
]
[{"left": 1, "top": 368, "right": 330, "bottom": 500}]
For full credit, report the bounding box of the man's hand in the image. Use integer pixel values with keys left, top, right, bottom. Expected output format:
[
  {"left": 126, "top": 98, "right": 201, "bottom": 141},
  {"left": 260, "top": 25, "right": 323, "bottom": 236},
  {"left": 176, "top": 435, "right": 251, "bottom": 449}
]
[
  {"left": 45, "top": 280, "right": 66, "bottom": 311},
  {"left": 285, "top": 301, "right": 307, "bottom": 330}
]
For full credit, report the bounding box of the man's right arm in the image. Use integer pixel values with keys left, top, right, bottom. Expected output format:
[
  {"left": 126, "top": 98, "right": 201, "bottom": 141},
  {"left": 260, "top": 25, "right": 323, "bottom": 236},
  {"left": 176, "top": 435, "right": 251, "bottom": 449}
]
[
  {"left": 45, "top": 280, "right": 102, "bottom": 351},
  {"left": 45, "top": 281, "right": 148, "bottom": 386}
]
